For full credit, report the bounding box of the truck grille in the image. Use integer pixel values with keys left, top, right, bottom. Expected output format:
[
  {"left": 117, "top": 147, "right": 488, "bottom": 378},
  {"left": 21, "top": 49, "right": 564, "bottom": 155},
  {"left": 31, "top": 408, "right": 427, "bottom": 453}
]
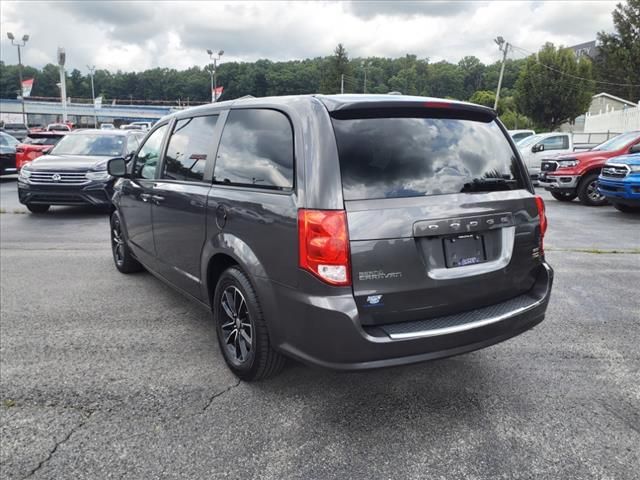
[
  {"left": 601, "top": 164, "right": 629, "bottom": 179},
  {"left": 540, "top": 161, "right": 558, "bottom": 172},
  {"left": 29, "top": 171, "right": 89, "bottom": 185}
]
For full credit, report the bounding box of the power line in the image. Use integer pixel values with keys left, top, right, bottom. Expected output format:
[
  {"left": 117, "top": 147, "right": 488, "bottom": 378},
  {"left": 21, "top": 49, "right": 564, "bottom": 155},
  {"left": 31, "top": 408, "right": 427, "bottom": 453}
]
[{"left": 510, "top": 44, "right": 640, "bottom": 88}]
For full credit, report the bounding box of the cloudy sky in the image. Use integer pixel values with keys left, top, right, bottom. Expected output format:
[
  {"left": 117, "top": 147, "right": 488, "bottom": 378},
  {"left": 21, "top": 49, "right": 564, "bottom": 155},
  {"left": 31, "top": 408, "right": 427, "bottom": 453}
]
[{"left": 1, "top": 1, "right": 619, "bottom": 73}]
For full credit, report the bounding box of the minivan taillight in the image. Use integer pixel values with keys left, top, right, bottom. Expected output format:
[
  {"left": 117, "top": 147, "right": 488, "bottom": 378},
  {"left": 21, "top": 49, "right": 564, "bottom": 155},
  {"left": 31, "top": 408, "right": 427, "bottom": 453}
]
[
  {"left": 535, "top": 195, "right": 547, "bottom": 253},
  {"left": 298, "top": 209, "right": 351, "bottom": 286}
]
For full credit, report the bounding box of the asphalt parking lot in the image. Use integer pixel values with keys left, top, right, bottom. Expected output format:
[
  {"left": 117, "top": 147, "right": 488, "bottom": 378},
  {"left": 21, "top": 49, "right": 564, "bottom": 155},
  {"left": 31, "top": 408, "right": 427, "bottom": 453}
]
[{"left": 1, "top": 177, "right": 639, "bottom": 479}]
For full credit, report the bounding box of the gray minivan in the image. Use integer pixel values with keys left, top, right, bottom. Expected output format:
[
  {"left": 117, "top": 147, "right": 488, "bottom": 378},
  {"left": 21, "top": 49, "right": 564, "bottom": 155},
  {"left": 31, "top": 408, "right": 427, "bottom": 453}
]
[{"left": 107, "top": 94, "right": 553, "bottom": 380}]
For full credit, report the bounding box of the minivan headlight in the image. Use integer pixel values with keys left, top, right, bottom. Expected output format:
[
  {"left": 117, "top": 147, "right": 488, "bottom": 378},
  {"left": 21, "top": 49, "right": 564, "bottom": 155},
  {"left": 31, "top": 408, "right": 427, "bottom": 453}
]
[
  {"left": 629, "top": 165, "right": 640, "bottom": 173},
  {"left": 85, "top": 171, "right": 112, "bottom": 181}
]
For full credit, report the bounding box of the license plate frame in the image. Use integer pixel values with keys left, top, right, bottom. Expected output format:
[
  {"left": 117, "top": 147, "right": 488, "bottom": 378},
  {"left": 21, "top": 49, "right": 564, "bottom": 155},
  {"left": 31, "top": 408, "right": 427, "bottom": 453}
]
[{"left": 443, "top": 234, "right": 486, "bottom": 268}]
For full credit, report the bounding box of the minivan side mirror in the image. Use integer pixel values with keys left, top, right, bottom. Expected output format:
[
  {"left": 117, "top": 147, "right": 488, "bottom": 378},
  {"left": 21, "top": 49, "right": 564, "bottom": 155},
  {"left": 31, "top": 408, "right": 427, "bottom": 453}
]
[
  {"left": 532, "top": 144, "right": 545, "bottom": 153},
  {"left": 629, "top": 144, "right": 640, "bottom": 154},
  {"left": 107, "top": 157, "right": 127, "bottom": 177}
]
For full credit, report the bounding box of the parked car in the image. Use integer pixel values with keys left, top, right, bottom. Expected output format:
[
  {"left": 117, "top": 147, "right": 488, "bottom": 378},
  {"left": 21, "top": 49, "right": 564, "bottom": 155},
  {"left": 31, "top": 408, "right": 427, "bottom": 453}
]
[
  {"left": 17, "top": 129, "right": 145, "bottom": 212},
  {"left": 46, "top": 123, "right": 72, "bottom": 132},
  {"left": 517, "top": 132, "right": 573, "bottom": 180},
  {"left": 1, "top": 123, "right": 29, "bottom": 141},
  {"left": 106, "top": 94, "right": 553, "bottom": 381},
  {"left": 597, "top": 153, "right": 640, "bottom": 213},
  {"left": 509, "top": 129, "right": 535, "bottom": 143},
  {"left": 15, "top": 132, "right": 67, "bottom": 169},
  {"left": 120, "top": 124, "right": 144, "bottom": 130},
  {"left": 538, "top": 131, "right": 640, "bottom": 205},
  {"left": 0, "top": 131, "right": 20, "bottom": 176},
  {"left": 100, "top": 123, "right": 115, "bottom": 130},
  {"left": 129, "top": 121, "right": 153, "bottom": 131}
]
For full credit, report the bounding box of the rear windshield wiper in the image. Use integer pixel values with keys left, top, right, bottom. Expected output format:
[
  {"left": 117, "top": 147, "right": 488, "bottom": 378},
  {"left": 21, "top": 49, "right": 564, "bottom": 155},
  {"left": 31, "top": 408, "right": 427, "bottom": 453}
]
[{"left": 461, "top": 178, "right": 518, "bottom": 193}]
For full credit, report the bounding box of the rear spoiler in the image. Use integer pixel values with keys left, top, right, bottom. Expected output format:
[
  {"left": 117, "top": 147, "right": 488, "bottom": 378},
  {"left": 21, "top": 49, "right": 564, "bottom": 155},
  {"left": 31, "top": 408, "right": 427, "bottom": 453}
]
[{"left": 321, "top": 98, "right": 497, "bottom": 122}]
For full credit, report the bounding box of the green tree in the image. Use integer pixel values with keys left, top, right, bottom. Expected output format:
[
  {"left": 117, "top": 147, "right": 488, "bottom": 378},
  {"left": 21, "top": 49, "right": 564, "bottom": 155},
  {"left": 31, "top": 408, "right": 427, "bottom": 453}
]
[
  {"left": 321, "top": 44, "right": 351, "bottom": 94},
  {"left": 429, "top": 61, "right": 464, "bottom": 99},
  {"left": 459, "top": 56, "right": 485, "bottom": 99},
  {"left": 515, "top": 43, "right": 595, "bottom": 130},
  {"left": 595, "top": 0, "right": 640, "bottom": 102},
  {"left": 469, "top": 90, "right": 496, "bottom": 107}
]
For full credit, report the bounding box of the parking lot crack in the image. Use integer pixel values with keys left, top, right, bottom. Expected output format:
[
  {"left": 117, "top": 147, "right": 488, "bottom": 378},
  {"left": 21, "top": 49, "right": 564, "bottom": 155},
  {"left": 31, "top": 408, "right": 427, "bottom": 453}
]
[
  {"left": 202, "top": 380, "right": 241, "bottom": 412},
  {"left": 22, "top": 410, "right": 95, "bottom": 480}
]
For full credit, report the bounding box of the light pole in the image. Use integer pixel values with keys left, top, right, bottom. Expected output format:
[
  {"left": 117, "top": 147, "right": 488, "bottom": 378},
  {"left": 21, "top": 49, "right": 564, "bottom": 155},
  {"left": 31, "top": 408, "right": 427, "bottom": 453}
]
[
  {"left": 7, "top": 32, "right": 29, "bottom": 127},
  {"left": 206, "top": 49, "right": 224, "bottom": 102},
  {"left": 87, "top": 65, "right": 97, "bottom": 128},
  {"left": 57, "top": 47, "right": 68, "bottom": 123},
  {"left": 494, "top": 36, "right": 510, "bottom": 111}
]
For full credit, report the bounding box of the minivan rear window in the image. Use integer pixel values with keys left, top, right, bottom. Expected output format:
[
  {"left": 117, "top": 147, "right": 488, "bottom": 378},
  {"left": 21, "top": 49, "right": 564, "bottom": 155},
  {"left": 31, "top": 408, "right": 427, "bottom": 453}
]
[{"left": 332, "top": 116, "right": 525, "bottom": 200}]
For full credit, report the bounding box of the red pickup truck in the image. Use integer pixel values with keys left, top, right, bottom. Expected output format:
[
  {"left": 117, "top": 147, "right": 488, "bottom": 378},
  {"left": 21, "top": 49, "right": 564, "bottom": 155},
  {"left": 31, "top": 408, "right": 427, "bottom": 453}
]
[{"left": 538, "top": 131, "right": 640, "bottom": 206}]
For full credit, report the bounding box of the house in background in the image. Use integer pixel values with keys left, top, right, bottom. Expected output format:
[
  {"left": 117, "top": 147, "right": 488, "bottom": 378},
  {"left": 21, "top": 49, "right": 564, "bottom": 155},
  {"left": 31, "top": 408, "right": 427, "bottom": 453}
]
[{"left": 560, "top": 92, "right": 638, "bottom": 133}]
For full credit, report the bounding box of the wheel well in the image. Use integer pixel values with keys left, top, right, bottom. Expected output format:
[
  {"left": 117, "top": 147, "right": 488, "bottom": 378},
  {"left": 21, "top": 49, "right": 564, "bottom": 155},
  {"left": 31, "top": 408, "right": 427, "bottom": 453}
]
[{"left": 206, "top": 254, "right": 238, "bottom": 306}]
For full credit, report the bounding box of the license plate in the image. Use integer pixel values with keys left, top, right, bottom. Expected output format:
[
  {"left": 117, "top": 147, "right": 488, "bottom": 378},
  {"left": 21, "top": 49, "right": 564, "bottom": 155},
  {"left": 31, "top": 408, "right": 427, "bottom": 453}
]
[{"left": 443, "top": 234, "right": 486, "bottom": 268}]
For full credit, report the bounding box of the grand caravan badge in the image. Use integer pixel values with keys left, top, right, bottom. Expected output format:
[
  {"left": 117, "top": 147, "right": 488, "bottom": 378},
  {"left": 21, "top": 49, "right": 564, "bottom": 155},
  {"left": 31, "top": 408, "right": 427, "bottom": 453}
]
[{"left": 358, "top": 270, "right": 403, "bottom": 281}]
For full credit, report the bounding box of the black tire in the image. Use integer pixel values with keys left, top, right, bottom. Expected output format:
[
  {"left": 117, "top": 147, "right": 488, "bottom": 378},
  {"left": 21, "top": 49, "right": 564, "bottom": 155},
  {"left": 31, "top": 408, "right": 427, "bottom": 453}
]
[
  {"left": 26, "top": 204, "right": 50, "bottom": 213},
  {"left": 551, "top": 191, "right": 577, "bottom": 202},
  {"left": 613, "top": 202, "right": 640, "bottom": 213},
  {"left": 110, "top": 211, "right": 143, "bottom": 273},
  {"left": 577, "top": 172, "right": 608, "bottom": 206},
  {"left": 214, "top": 266, "right": 285, "bottom": 381}
]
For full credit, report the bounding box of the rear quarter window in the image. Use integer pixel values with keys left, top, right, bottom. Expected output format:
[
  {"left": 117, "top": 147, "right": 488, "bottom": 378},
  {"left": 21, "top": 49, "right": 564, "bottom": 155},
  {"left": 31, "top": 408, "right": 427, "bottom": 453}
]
[
  {"left": 332, "top": 116, "right": 525, "bottom": 200},
  {"left": 214, "top": 109, "right": 294, "bottom": 190}
]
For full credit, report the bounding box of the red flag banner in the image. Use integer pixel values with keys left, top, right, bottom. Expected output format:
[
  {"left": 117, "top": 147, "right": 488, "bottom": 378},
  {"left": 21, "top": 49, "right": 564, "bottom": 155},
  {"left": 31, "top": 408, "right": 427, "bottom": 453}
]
[{"left": 22, "top": 78, "right": 34, "bottom": 97}]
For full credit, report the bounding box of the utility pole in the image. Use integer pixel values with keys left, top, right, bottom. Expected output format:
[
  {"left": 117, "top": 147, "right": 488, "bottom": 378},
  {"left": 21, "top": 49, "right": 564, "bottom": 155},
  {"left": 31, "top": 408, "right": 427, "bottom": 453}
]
[
  {"left": 494, "top": 36, "right": 509, "bottom": 111},
  {"left": 206, "top": 49, "right": 224, "bottom": 102},
  {"left": 57, "top": 47, "right": 68, "bottom": 123},
  {"left": 87, "top": 65, "right": 97, "bottom": 128},
  {"left": 341, "top": 74, "right": 344, "bottom": 94},
  {"left": 7, "top": 32, "right": 29, "bottom": 127},
  {"left": 361, "top": 61, "right": 370, "bottom": 94}
]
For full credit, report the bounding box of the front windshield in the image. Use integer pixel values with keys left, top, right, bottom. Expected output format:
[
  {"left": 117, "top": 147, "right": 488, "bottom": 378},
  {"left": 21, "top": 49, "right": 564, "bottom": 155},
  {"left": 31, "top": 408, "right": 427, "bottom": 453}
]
[
  {"left": 51, "top": 134, "right": 125, "bottom": 156},
  {"left": 592, "top": 131, "right": 639, "bottom": 151},
  {"left": 517, "top": 134, "right": 542, "bottom": 148}
]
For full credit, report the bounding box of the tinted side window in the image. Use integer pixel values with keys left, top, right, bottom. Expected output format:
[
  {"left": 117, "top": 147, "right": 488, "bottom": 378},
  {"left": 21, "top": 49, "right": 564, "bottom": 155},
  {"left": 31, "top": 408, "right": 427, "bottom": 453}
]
[
  {"left": 162, "top": 115, "right": 219, "bottom": 182},
  {"left": 134, "top": 125, "right": 168, "bottom": 179},
  {"left": 214, "top": 109, "right": 294, "bottom": 190},
  {"left": 541, "top": 136, "right": 567, "bottom": 150}
]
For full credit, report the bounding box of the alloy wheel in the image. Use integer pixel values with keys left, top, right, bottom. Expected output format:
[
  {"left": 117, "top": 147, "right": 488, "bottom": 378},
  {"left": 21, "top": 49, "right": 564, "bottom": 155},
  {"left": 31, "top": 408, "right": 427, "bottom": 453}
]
[
  {"left": 111, "top": 217, "right": 125, "bottom": 266},
  {"left": 219, "top": 286, "right": 253, "bottom": 365},
  {"left": 587, "top": 180, "right": 605, "bottom": 203}
]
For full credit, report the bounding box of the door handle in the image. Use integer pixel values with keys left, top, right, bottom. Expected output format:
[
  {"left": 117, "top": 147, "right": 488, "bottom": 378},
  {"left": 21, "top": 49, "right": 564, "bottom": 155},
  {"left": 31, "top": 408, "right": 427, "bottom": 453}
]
[
  {"left": 140, "top": 193, "right": 151, "bottom": 202},
  {"left": 151, "top": 195, "right": 165, "bottom": 204}
]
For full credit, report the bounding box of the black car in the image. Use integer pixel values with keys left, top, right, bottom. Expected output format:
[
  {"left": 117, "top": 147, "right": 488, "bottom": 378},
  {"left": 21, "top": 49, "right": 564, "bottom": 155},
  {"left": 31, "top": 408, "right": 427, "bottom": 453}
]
[
  {"left": 0, "top": 131, "right": 20, "bottom": 176},
  {"left": 106, "top": 94, "right": 553, "bottom": 380},
  {"left": 18, "top": 129, "right": 144, "bottom": 213}
]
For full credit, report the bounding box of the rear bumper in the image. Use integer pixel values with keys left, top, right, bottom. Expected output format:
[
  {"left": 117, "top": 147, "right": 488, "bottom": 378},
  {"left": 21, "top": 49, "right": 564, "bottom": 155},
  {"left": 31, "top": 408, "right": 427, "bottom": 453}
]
[
  {"left": 538, "top": 173, "right": 579, "bottom": 191},
  {"left": 260, "top": 262, "right": 553, "bottom": 370},
  {"left": 598, "top": 177, "right": 640, "bottom": 205},
  {"left": 17, "top": 180, "right": 113, "bottom": 206}
]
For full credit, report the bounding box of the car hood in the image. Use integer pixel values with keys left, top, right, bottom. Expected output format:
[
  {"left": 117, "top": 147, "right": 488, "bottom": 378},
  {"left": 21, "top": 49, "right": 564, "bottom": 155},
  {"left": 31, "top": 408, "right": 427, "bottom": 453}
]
[
  {"left": 606, "top": 153, "right": 640, "bottom": 166},
  {"left": 551, "top": 150, "right": 616, "bottom": 162},
  {"left": 27, "top": 154, "right": 113, "bottom": 171}
]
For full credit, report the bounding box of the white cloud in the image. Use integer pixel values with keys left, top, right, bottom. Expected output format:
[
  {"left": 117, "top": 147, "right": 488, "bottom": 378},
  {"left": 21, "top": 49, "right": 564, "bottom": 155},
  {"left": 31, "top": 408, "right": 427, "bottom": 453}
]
[{"left": 0, "top": 0, "right": 618, "bottom": 73}]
